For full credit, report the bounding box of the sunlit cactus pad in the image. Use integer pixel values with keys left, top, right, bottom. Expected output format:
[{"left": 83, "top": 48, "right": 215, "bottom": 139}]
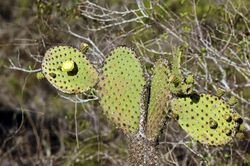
[
  {"left": 146, "top": 60, "right": 171, "bottom": 140},
  {"left": 99, "top": 47, "right": 145, "bottom": 134},
  {"left": 42, "top": 46, "right": 98, "bottom": 94},
  {"left": 171, "top": 94, "right": 242, "bottom": 145}
]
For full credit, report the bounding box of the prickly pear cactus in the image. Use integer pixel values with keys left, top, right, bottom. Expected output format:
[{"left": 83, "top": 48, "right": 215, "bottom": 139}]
[
  {"left": 171, "top": 48, "right": 182, "bottom": 78},
  {"left": 171, "top": 94, "right": 243, "bottom": 145},
  {"left": 99, "top": 47, "right": 146, "bottom": 134},
  {"left": 146, "top": 60, "right": 171, "bottom": 140},
  {"left": 42, "top": 45, "right": 98, "bottom": 94},
  {"left": 168, "top": 48, "right": 193, "bottom": 95}
]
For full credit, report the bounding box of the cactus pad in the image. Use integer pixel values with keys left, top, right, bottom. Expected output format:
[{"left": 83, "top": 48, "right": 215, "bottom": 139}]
[
  {"left": 99, "top": 47, "right": 145, "bottom": 134},
  {"left": 42, "top": 45, "right": 98, "bottom": 94},
  {"left": 171, "top": 48, "right": 182, "bottom": 80},
  {"left": 146, "top": 60, "right": 171, "bottom": 140},
  {"left": 171, "top": 94, "right": 242, "bottom": 145}
]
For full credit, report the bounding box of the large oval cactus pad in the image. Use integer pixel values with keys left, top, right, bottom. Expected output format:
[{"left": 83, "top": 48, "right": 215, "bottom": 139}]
[
  {"left": 99, "top": 47, "right": 146, "bottom": 134},
  {"left": 146, "top": 60, "right": 171, "bottom": 140},
  {"left": 42, "top": 46, "right": 98, "bottom": 94},
  {"left": 171, "top": 94, "right": 242, "bottom": 145}
]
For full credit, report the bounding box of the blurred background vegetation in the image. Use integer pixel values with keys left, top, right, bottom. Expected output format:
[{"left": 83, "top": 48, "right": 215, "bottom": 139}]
[{"left": 0, "top": 0, "right": 249, "bottom": 165}]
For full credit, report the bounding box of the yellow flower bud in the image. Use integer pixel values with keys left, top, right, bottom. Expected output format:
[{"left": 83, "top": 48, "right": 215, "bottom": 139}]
[{"left": 62, "top": 60, "right": 75, "bottom": 72}]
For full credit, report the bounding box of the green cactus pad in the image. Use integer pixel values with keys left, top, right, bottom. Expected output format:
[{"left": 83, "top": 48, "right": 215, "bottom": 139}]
[
  {"left": 146, "top": 60, "right": 171, "bottom": 140},
  {"left": 99, "top": 47, "right": 145, "bottom": 134},
  {"left": 42, "top": 45, "right": 98, "bottom": 94},
  {"left": 171, "top": 94, "right": 242, "bottom": 145},
  {"left": 171, "top": 48, "right": 182, "bottom": 79}
]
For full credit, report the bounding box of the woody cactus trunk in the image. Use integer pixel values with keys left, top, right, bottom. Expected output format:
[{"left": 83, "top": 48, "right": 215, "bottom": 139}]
[{"left": 40, "top": 44, "right": 244, "bottom": 166}]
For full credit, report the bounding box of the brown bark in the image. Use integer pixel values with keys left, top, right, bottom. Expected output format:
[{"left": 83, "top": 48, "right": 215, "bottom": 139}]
[{"left": 128, "top": 136, "right": 161, "bottom": 166}]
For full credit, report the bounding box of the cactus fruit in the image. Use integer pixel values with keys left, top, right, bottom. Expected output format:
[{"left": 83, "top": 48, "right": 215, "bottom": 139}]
[
  {"left": 42, "top": 45, "right": 98, "bottom": 94},
  {"left": 185, "top": 75, "right": 194, "bottom": 84},
  {"left": 36, "top": 72, "right": 45, "bottom": 80},
  {"left": 168, "top": 48, "right": 194, "bottom": 95},
  {"left": 61, "top": 60, "right": 75, "bottom": 72},
  {"left": 146, "top": 60, "right": 171, "bottom": 140},
  {"left": 216, "top": 88, "right": 226, "bottom": 98},
  {"left": 228, "top": 96, "right": 238, "bottom": 106},
  {"left": 180, "top": 83, "right": 193, "bottom": 95},
  {"left": 79, "top": 42, "right": 89, "bottom": 53},
  {"left": 171, "top": 94, "right": 242, "bottom": 145},
  {"left": 168, "top": 74, "right": 181, "bottom": 85},
  {"left": 98, "top": 47, "right": 146, "bottom": 134}
]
